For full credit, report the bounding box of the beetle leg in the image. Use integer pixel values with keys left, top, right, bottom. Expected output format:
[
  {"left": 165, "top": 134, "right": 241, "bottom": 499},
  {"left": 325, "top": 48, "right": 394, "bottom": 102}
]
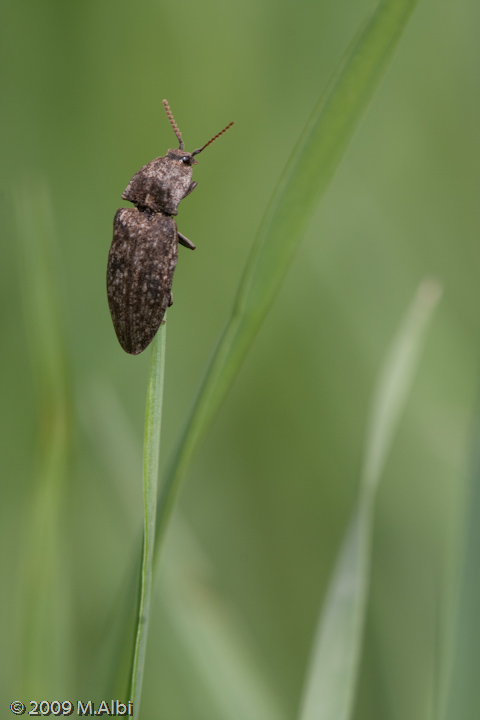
[
  {"left": 183, "top": 181, "right": 197, "bottom": 198},
  {"left": 178, "top": 232, "right": 196, "bottom": 250},
  {"left": 168, "top": 291, "right": 173, "bottom": 307}
]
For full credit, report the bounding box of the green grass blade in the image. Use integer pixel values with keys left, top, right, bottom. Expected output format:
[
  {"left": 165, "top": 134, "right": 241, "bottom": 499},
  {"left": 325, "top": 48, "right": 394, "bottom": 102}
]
[
  {"left": 441, "top": 415, "right": 480, "bottom": 719},
  {"left": 77, "top": 379, "right": 144, "bottom": 698},
  {"left": 298, "top": 280, "right": 442, "bottom": 720},
  {"left": 154, "top": 0, "right": 419, "bottom": 561},
  {"left": 13, "top": 180, "right": 72, "bottom": 695},
  {"left": 128, "top": 322, "right": 167, "bottom": 718},
  {"left": 160, "top": 515, "right": 288, "bottom": 720}
]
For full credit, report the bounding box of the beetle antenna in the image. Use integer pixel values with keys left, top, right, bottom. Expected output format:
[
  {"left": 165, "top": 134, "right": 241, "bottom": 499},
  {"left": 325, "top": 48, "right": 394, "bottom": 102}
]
[
  {"left": 191, "top": 121, "right": 234, "bottom": 156},
  {"left": 163, "top": 99, "right": 184, "bottom": 150}
]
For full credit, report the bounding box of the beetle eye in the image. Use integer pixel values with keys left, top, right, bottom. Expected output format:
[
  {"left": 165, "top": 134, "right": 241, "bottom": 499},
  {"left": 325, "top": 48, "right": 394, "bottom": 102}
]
[{"left": 181, "top": 156, "right": 189, "bottom": 164}]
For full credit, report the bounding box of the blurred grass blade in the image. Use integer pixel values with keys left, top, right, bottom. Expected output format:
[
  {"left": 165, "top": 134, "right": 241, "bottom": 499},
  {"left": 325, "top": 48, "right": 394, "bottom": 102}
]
[
  {"left": 13, "top": 180, "right": 72, "bottom": 695},
  {"left": 442, "top": 410, "right": 480, "bottom": 718},
  {"left": 160, "top": 516, "right": 288, "bottom": 720},
  {"left": 155, "top": 0, "right": 419, "bottom": 561},
  {"left": 298, "top": 280, "right": 442, "bottom": 720},
  {"left": 128, "top": 322, "right": 167, "bottom": 718},
  {"left": 77, "top": 379, "right": 143, "bottom": 698}
]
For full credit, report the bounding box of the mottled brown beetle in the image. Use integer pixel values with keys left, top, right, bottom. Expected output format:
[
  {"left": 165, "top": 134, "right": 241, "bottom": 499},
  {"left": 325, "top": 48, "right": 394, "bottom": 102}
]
[{"left": 107, "top": 99, "right": 234, "bottom": 355}]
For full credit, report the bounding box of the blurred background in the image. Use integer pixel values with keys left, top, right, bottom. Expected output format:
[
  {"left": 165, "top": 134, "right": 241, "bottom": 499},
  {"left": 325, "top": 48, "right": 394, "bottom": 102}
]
[{"left": 1, "top": 0, "right": 480, "bottom": 718}]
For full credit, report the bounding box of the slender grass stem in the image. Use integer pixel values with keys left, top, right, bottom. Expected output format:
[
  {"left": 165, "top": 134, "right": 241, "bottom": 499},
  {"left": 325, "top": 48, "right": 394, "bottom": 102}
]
[{"left": 128, "top": 321, "right": 167, "bottom": 718}]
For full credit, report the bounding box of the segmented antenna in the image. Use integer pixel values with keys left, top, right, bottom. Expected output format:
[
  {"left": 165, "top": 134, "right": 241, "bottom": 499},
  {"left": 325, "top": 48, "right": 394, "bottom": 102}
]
[
  {"left": 163, "top": 99, "right": 184, "bottom": 150},
  {"left": 191, "top": 121, "right": 235, "bottom": 156}
]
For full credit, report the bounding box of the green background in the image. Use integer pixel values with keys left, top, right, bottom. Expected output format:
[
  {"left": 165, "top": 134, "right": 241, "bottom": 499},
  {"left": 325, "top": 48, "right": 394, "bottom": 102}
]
[{"left": 1, "top": 0, "right": 479, "bottom": 717}]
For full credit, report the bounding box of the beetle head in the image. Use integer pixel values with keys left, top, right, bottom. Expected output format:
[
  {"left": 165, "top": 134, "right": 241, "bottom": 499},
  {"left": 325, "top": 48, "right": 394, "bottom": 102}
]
[{"left": 166, "top": 147, "right": 198, "bottom": 166}]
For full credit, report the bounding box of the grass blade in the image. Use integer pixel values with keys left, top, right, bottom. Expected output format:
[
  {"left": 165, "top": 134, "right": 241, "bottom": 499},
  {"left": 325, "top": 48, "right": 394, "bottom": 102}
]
[
  {"left": 298, "top": 280, "right": 442, "bottom": 720},
  {"left": 13, "top": 180, "right": 72, "bottom": 695},
  {"left": 128, "top": 322, "right": 167, "bottom": 718},
  {"left": 159, "top": 515, "right": 288, "bottom": 720},
  {"left": 441, "top": 411, "right": 480, "bottom": 719},
  {"left": 155, "top": 0, "right": 420, "bottom": 562}
]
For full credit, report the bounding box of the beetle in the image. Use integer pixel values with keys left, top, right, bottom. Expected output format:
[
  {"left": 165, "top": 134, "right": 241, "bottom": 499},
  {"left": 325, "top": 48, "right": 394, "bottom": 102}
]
[{"left": 107, "top": 99, "right": 234, "bottom": 355}]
